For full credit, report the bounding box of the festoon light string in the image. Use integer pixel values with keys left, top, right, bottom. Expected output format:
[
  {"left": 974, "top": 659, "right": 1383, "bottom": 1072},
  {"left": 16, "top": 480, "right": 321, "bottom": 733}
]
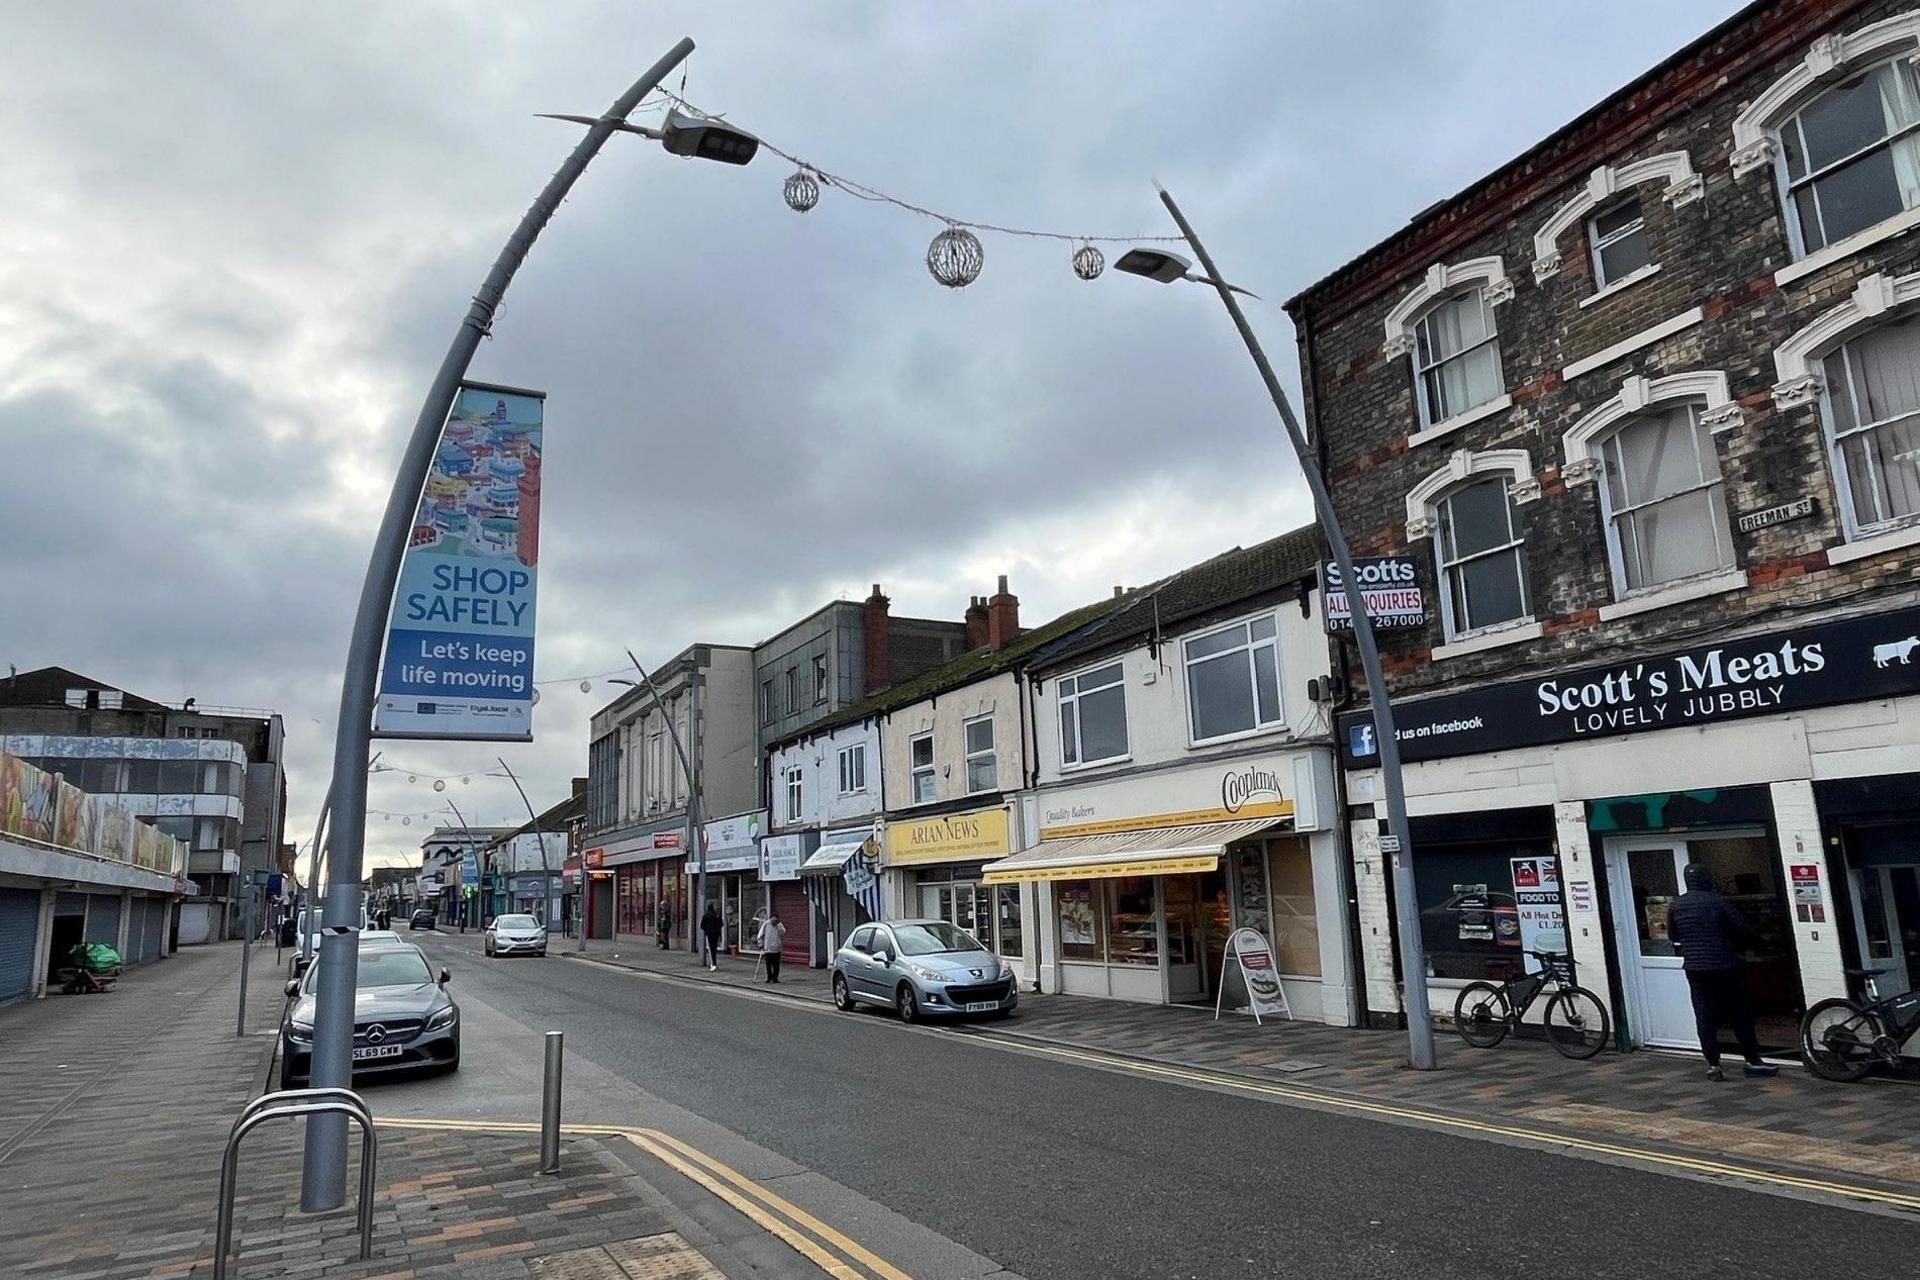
[{"left": 644, "top": 87, "right": 1183, "bottom": 288}]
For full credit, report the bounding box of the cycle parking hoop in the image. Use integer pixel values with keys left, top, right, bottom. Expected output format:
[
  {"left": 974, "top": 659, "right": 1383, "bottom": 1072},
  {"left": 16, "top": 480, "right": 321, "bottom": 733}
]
[{"left": 216, "top": 1088, "right": 377, "bottom": 1279}]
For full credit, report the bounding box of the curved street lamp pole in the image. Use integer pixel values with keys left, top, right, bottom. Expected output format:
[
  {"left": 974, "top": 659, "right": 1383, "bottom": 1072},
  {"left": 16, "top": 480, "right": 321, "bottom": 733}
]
[
  {"left": 491, "top": 758, "right": 557, "bottom": 933},
  {"left": 1127, "top": 184, "right": 1436, "bottom": 1070},
  {"left": 301, "top": 36, "right": 703, "bottom": 1211}
]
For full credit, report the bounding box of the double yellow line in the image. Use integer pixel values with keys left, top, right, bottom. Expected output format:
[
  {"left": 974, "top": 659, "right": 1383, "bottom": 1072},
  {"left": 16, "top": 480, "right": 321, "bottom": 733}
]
[
  {"left": 380, "top": 1116, "right": 915, "bottom": 1279},
  {"left": 972, "top": 1035, "right": 1920, "bottom": 1214}
]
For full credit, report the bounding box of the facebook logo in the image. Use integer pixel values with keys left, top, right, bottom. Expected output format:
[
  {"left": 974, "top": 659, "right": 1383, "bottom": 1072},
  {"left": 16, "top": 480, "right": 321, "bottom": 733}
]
[{"left": 1348, "top": 721, "right": 1378, "bottom": 759}]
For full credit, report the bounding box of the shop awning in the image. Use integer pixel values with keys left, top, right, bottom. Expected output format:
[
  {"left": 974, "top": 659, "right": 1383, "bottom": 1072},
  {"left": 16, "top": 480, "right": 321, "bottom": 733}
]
[
  {"left": 980, "top": 818, "right": 1285, "bottom": 885},
  {"left": 796, "top": 835, "right": 872, "bottom": 877}
]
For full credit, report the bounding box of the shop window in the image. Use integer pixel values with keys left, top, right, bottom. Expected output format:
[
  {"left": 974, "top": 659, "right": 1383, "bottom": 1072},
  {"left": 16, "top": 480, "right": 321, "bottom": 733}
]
[
  {"left": 1412, "top": 843, "right": 1566, "bottom": 981},
  {"left": 1436, "top": 477, "right": 1530, "bottom": 638},
  {"left": 1415, "top": 288, "right": 1504, "bottom": 428},
  {"left": 1106, "top": 878, "right": 1159, "bottom": 966},
  {"left": 1055, "top": 880, "right": 1104, "bottom": 961},
  {"left": 1587, "top": 197, "right": 1648, "bottom": 288},
  {"left": 963, "top": 716, "right": 996, "bottom": 793},
  {"left": 813, "top": 654, "right": 829, "bottom": 704},
  {"left": 1269, "top": 841, "right": 1322, "bottom": 977},
  {"left": 910, "top": 733, "right": 935, "bottom": 803},
  {"left": 836, "top": 743, "right": 866, "bottom": 795},
  {"left": 1057, "top": 661, "right": 1128, "bottom": 767},
  {"left": 995, "top": 884, "right": 1024, "bottom": 958},
  {"left": 1597, "top": 403, "right": 1735, "bottom": 594},
  {"left": 1183, "top": 613, "right": 1283, "bottom": 744},
  {"left": 784, "top": 767, "right": 803, "bottom": 822},
  {"left": 1819, "top": 313, "right": 1920, "bottom": 534},
  {"left": 1780, "top": 58, "right": 1920, "bottom": 256}
]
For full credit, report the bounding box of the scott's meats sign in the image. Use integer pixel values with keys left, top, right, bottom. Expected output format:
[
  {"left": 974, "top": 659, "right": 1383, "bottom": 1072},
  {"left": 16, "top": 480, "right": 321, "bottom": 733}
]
[{"left": 1341, "top": 604, "right": 1920, "bottom": 766}]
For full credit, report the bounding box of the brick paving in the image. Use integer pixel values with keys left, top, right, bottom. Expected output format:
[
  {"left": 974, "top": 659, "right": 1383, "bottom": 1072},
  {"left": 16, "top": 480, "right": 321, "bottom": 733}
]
[
  {"left": 0, "top": 942, "right": 816, "bottom": 1279},
  {"left": 567, "top": 943, "right": 1920, "bottom": 1192}
]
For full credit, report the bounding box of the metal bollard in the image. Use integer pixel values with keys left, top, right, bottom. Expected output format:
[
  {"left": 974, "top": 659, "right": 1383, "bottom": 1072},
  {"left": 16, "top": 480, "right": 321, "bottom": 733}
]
[{"left": 539, "top": 1030, "right": 563, "bottom": 1174}]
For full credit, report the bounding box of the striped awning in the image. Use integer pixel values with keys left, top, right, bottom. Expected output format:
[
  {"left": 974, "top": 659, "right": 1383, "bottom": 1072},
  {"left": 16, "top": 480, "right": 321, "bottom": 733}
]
[
  {"left": 980, "top": 818, "right": 1285, "bottom": 885},
  {"left": 798, "top": 834, "right": 884, "bottom": 921}
]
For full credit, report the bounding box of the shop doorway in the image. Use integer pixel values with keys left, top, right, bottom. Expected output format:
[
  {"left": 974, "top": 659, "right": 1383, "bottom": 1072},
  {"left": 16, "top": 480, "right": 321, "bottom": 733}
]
[
  {"left": 1602, "top": 831, "right": 1800, "bottom": 1051},
  {"left": 1852, "top": 865, "right": 1920, "bottom": 995},
  {"left": 1164, "top": 870, "right": 1233, "bottom": 1003}
]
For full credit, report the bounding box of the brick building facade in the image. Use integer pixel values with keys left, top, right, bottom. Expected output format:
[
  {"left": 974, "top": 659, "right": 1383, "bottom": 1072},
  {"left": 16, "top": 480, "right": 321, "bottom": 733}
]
[{"left": 1289, "top": 0, "right": 1920, "bottom": 1048}]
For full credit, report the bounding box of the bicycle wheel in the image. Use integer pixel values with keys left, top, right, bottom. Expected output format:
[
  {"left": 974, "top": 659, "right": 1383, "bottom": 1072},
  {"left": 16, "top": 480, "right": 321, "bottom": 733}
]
[
  {"left": 1544, "top": 986, "right": 1610, "bottom": 1059},
  {"left": 1454, "top": 981, "right": 1510, "bottom": 1048},
  {"left": 1800, "top": 998, "right": 1881, "bottom": 1082}
]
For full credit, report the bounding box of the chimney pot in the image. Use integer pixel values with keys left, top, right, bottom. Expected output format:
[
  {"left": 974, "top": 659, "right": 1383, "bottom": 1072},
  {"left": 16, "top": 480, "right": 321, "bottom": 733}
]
[
  {"left": 1113, "top": 585, "right": 1123, "bottom": 598},
  {"left": 965, "top": 594, "right": 991, "bottom": 650}
]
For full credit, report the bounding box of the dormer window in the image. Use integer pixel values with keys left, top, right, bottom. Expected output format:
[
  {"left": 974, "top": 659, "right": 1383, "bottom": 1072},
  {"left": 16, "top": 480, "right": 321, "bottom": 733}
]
[{"left": 1414, "top": 288, "right": 1504, "bottom": 428}]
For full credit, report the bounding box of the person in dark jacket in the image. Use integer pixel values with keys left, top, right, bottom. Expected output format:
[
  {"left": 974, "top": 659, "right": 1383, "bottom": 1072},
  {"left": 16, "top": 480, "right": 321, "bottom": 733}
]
[
  {"left": 1667, "top": 862, "right": 1779, "bottom": 1080},
  {"left": 700, "top": 903, "right": 724, "bottom": 971}
]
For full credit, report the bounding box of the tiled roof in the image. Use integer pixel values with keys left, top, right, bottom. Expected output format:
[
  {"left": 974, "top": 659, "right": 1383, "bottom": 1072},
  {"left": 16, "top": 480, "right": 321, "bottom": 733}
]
[{"left": 1026, "top": 524, "right": 1324, "bottom": 673}]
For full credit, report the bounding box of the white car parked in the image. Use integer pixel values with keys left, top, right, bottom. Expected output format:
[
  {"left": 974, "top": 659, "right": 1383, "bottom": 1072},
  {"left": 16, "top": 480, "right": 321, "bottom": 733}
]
[{"left": 485, "top": 913, "right": 548, "bottom": 958}]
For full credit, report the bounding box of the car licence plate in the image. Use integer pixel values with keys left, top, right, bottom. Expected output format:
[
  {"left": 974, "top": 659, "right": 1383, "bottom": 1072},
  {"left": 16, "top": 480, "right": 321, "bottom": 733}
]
[
  {"left": 964, "top": 1001, "right": 998, "bottom": 1013},
  {"left": 352, "top": 1044, "right": 403, "bottom": 1061}
]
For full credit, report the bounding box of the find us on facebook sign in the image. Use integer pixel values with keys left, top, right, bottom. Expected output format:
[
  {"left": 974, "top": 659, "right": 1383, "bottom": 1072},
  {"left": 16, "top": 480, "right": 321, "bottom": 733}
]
[{"left": 374, "top": 381, "right": 546, "bottom": 742}]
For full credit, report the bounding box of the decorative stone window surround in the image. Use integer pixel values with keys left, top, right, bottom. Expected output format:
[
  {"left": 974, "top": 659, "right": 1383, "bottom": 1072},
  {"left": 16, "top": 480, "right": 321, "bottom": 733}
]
[
  {"left": 1403, "top": 448, "right": 1541, "bottom": 542},
  {"left": 1381, "top": 257, "right": 1514, "bottom": 359},
  {"left": 1729, "top": 14, "right": 1920, "bottom": 177},
  {"left": 1560, "top": 370, "right": 1741, "bottom": 485},
  {"left": 1770, "top": 270, "right": 1920, "bottom": 408},
  {"left": 1531, "top": 153, "right": 1705, "bottom": 283}
]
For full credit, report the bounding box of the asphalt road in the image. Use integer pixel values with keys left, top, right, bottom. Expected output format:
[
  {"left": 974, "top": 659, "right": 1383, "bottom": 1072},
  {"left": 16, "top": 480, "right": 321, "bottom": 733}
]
[{"left": 406, "top": 929, "right": 1918, "bottom": 1280}]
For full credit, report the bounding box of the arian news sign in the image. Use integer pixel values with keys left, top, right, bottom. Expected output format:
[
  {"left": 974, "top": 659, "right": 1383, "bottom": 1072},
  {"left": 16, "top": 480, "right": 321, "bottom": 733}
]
[
  {"left": 882, "top": 807, "right": 1011, "bottom": 867},
  {"left": 1321, "top": 557, "right": 1427, "bottom": 633},
  {"left": 1341, "top": 603, "right": 1920, "bottom": 766}
]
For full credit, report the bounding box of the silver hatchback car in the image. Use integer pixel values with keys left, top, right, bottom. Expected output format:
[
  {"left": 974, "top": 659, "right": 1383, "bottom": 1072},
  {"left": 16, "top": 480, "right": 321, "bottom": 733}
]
[{"left": 831, "top": 919, "right": 1018, "bottom": 1022}]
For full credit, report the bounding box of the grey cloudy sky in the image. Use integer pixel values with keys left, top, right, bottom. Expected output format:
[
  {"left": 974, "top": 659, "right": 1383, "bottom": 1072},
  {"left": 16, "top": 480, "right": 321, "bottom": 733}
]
[{"left": 3, "top": 2, "right": 1741, "bottom": 868}]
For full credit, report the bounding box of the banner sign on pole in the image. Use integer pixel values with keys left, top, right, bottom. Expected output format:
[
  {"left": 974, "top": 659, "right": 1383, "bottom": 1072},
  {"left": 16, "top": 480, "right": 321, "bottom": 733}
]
[
  {"left": 1320, "top": 556, "right": 1426, "bottom": 634},
  {"left": 374, "top": 381, "right": 546, "bottom": 741},
  {"left": 1215, "top": 927, "right": 1292, "bottom": 1024}
]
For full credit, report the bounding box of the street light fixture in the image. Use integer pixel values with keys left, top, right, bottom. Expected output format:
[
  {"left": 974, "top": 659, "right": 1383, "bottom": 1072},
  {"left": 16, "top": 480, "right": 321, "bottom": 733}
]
[
  {"left": 487, "top": 758, "right": 559, "bottom": 937},
  {"left": 607, "top": 649, "right": 704, "bottom": 957},
  {"left": 305, "top": 37, "right": 723, "bottom": 1211},
  {"left": 1116, "top": 184, "right": 1438, "bottom": 1071}
]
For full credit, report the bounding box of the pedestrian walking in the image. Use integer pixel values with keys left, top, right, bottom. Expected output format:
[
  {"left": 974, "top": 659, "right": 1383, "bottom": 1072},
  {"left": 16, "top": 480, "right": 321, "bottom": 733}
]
[
  {"left": 700, "top": 902, "right": 723, "bottom": 971},
  {"left": 756, "top": 910, "right": 786, "bottom": 983},
  {"left": 656, "top": 901, "right": 673, "bottom": 950},
  {"left": 1668, "top": 862, "right": 1780, "bottom": 1081}
]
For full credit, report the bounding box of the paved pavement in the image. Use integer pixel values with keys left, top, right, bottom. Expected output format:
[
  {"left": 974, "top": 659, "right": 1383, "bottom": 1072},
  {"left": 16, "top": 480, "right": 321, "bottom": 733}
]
[
  {"left": 418, "top": 929, "right": 1920, "bottom": 1280},
  {"left": 0, "top": 941, "right": 858, "bottom": 1279},
  {"left": 564, "top": 933, "right": 1920, "bottom": 1192}
]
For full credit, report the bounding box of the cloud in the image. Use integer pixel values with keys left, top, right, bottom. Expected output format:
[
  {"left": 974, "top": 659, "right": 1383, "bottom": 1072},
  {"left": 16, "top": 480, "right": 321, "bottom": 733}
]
[{"left": 1, "top": 1, "right": 1745, "bottom": 866}]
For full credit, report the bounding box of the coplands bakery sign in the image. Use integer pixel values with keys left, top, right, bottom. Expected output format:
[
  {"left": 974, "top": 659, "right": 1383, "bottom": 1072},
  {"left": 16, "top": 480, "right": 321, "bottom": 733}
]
[{"left": 1341, "top": 605, "right": 1920, "bottom": 767}]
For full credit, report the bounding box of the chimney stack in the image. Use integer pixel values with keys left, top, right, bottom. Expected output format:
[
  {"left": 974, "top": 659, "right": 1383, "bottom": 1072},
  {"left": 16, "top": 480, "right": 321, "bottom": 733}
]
[
  {"left": 987, "top": 574, "right": 1020, "bottom": 650},
  {"left": 571, "top": 776, "right": 588, "bottom": 799},
  {"left": 964, "top": 596, "right": 990, "bottom": 649},
  {"left": 862, "top": 583, "right": 892, "bottom": 695}
]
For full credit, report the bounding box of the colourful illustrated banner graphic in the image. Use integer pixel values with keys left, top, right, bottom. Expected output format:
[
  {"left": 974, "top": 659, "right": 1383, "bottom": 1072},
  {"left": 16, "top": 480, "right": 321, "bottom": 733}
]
[
  {"left": 375, "top": 382, "right": 546, "bottom": 741},
  {"left": 2, "top": 751, "right": 185, "bottom": 875}
]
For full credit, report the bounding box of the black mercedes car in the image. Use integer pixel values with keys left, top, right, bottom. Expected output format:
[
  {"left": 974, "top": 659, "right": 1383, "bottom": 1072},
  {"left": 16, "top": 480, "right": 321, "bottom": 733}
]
[{"left": 279, "top": 939, "right": 459, "bottom": 1089}]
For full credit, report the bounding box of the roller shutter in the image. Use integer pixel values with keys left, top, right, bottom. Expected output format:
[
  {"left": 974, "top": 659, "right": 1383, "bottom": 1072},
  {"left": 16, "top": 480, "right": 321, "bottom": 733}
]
[
  {"left": 0, "top": 889, "right": 40, "bottom": 1005},
  {"left": 142, "top": 900, "right": 166, "bottom": 962},
  {"left": 84, "top": 895, "right": 122, "bottom": 948},
  {"left": 771, "top": 881, "right": 810, "bottom": 965}
]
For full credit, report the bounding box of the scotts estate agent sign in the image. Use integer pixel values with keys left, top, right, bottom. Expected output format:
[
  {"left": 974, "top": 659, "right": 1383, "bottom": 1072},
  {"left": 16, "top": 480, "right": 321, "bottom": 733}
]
[
  {"left": 1321, "top": 557, "right": 1426, "bottom": 633},
  {"left": 375, "top": 382, "right": 546, "bottom": 742},
  {"left": 1340, "top": 604, "right": 1920, "bottom": 766}
]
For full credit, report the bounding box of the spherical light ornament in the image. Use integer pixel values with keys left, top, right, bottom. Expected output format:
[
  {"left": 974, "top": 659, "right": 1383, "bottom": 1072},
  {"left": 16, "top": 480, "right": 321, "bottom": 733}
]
[
  {"left": 926, "top": 226, "right": 984, "bottom": 288},
  {"left": 579, "top": 680, "right": 592, "bottom": 693},
  {"left": 1073, "top": 243, "right": 1106, "bottom": 281},
  {"left": 402, "top": 816, "right": 411, "bottom": 826},
  {"left": 783, "top": 168, "right": 820, "bottom": 213},
  {"left": 461, "top": 776, "right": 470, "bottom": 786},
  {"left": 408, "top": 774, "right": 418, "bottom": 784},
  {"left": 433, "top": 778, "right": 447, "bottom": 793}
]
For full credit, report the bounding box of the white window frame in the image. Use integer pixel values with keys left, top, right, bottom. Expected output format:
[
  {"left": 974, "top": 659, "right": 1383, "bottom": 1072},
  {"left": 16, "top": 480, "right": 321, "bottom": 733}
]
[
  {"left": 1774, "top": 55, "right": 1920, "bottom": 262},
  {"left": 1432, "top": 478, "right": 1531, "bottom": 642},
  {"left": 962, "top": 715, "right": 996, "bottom": 794},
  {"left": 836, "top": 743, "right": 867, "bottom": 796},
  {"left": 909, "top": 732, "right": 936, "bottom": 804},
  {"left": 1181, "top": 612, "right": 1286, "bottom": 748},
  {"left": 1056, "top": 660, "right": 1129, "bottom": 770},
  {"left": 1593, "top": 403, "right": 1737, "bottom": 600},
  {"left": 1586, "top": 196, "right": 1648, "bottom": 290},
  {"left": 1819, "top": 323, "right": 1920, "bottom": 537},
  {"left": 1411, "top": 287, "right": 1504, "bottom": 431},
  {"left": 784, "top": 766, "right": 803, "bottom": 822}
]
